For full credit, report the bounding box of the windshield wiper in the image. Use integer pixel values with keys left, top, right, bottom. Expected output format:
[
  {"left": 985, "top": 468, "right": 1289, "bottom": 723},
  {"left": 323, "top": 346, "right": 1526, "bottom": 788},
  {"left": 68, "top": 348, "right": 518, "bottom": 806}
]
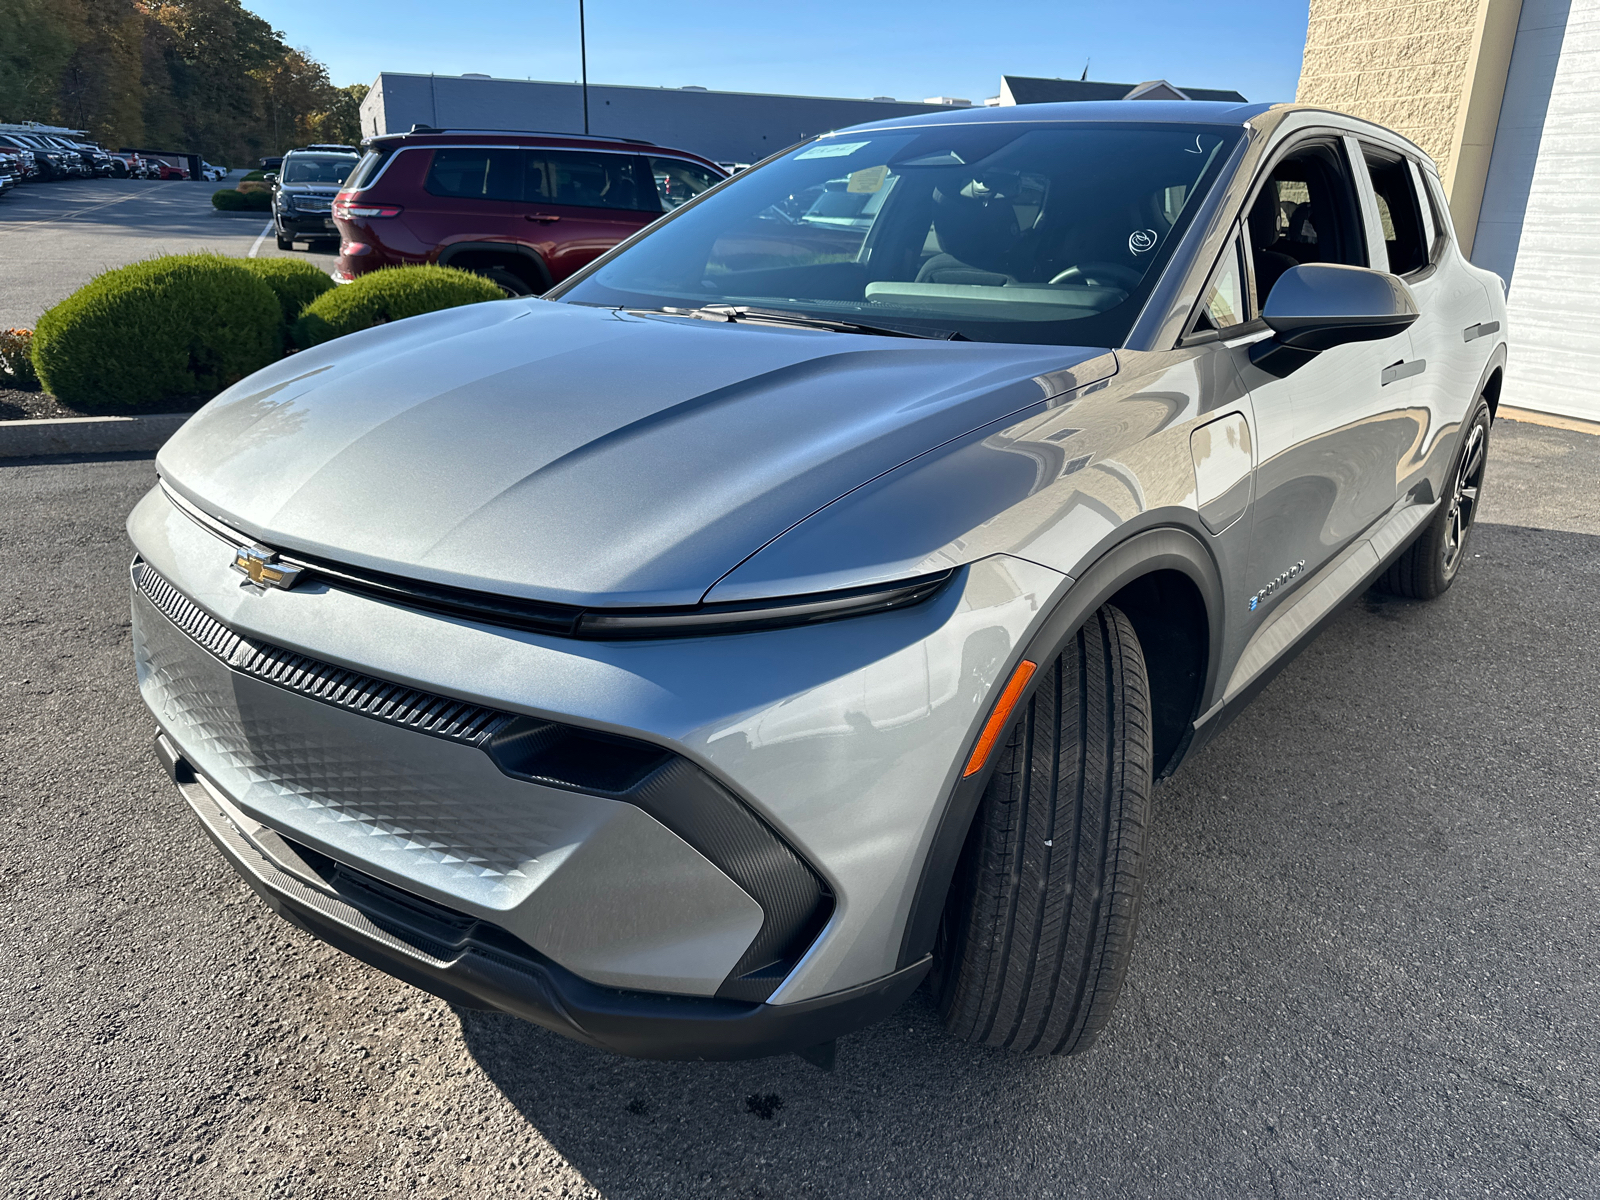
[{"left": 652, "top": 304, "right": 968, "bottom": 341}]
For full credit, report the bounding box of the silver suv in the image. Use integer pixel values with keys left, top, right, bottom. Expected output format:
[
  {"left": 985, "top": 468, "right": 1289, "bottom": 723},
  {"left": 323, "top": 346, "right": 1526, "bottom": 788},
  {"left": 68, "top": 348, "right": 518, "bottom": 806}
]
[{"left": 132, "top": 101, "right": 1506, "bottom": 1062}]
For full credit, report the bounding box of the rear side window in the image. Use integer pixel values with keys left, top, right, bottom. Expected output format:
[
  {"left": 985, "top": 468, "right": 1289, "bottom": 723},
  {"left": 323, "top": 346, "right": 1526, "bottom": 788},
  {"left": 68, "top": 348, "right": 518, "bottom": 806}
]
[
  {"left": 345, "top": 147, "right": 394, "bottom": 191},
  {"left": 425, "top": 148, "right": 523, "bottom": 202},
  {"left": 648, "top": 157, "right": 722, "bottom": 210},
  {"left": 527, "top": 151, "right": 656, "bottom": 211},
  {"left": 1363, "top": 149, "right": 1429, "bottom": 275}
]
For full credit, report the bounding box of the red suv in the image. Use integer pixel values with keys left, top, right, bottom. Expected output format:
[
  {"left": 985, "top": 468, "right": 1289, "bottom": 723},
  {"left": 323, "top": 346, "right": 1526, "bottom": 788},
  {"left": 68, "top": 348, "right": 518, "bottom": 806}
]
[{"left": 331, "top": 128, "right": 727, "bottom": 295}]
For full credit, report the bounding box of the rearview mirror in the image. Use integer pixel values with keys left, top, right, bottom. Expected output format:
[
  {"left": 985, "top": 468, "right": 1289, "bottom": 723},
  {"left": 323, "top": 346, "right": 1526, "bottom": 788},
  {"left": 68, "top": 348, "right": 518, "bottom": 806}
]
[{"left": 1250, "top": 264, "right": 1419, "bottom": 378}]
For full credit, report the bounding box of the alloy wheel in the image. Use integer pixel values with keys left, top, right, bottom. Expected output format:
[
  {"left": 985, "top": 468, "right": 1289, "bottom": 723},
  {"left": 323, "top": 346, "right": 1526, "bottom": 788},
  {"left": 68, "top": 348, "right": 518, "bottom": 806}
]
[{"left": 1442, "top": 421, "right": 1486, "bottom": 577}]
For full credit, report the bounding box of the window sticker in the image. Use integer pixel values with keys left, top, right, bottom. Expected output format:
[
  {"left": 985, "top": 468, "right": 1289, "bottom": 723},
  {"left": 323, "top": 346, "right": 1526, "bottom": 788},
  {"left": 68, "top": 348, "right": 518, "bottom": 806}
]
[
  {"left": 847, "top": 165, "right": 889, "bottom": 193},
  {"left": 1128, "top": 228, "right": 1158, "bottom": 255},
  {"left": 796, "top": 140, "right": 871, "bottom": 160}
]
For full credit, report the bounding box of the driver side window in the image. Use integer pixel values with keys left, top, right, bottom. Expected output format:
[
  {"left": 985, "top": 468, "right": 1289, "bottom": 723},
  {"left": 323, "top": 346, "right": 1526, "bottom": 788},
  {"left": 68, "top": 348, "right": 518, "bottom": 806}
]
[{"left": 1245, "top": 141, "right": 1367, "bottom": 311}]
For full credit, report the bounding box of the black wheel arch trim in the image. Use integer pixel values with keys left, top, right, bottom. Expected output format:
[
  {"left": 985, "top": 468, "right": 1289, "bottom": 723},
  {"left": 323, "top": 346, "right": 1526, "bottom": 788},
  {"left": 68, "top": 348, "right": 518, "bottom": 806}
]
[
  {"left": 436, "top": 241, "right": 554, "bottom": 291},
  {"left": 897, "top": 526, "right": 1223, "bottom": 970}
]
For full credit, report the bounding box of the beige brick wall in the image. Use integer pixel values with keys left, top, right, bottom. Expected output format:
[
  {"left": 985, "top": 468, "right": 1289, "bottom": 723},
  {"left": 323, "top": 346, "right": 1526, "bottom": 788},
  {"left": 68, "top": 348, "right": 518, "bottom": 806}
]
[{"left": 1297, "top": 0, "right": 1482, "bottom": 179}]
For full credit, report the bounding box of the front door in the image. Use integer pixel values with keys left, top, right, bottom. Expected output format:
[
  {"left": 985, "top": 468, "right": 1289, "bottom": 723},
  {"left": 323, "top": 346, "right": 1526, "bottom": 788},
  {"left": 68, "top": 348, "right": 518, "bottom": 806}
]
[{"left": 1229, "top": 135, "right": 1421, "bottom": 619}]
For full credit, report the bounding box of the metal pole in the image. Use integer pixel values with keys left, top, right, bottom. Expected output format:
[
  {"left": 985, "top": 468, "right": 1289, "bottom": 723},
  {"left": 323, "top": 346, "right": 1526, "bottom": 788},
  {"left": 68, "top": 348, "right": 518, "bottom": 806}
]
[{"left": 579, "top": 0, "right": 590, "bottom": 135}]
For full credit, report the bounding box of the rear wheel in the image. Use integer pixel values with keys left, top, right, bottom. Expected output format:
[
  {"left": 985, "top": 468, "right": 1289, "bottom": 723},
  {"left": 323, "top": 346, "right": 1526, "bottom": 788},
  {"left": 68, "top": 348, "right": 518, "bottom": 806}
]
[
  {"left": 935, "top": 603, "right": 1153, "bottom": 1056},
  {"left": 1379, "top": 397, "right": 1491, "bottom": 599},
  {"left": 479, "top": 266, "right": 538, "bottom": 297}
]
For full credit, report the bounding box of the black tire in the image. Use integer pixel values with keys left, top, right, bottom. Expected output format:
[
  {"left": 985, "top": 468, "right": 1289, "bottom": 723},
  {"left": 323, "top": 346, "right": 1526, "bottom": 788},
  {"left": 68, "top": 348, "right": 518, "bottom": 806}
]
[
  {"left": 935, "top": 603, "right": 1153, "bottom": 1056},
  {"left": 275, "top": 231, "right": 294, "bottom": 251},
  {"left": 479, "top": 266, "right": 537, "bottom": 297},
  {"left": 1378, "top": 397, "right": 1491, "bottom": 599}
]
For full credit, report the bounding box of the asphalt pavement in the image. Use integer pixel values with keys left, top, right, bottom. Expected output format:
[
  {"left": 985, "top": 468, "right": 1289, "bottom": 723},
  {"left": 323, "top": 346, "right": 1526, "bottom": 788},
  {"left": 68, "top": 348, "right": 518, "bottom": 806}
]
[
  {"left": 1, "top": 418, "right": 1597, "bottom": 1200},
  {"left": 0, "top": 175, "right": 332, "bottom": 330}
]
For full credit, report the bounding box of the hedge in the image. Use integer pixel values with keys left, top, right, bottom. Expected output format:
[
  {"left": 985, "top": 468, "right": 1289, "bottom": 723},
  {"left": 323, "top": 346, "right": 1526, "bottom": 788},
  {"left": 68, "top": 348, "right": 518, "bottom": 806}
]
[
  {"left": 31, "top": 255, "right": 280, "bottom": 409},
  {"left": 293, "top": 265, "right": 503, "bottom": 349},
  {"left": 212, "top": 187, "right": 270, "bottom": 211},
  {"left": 238, "top": 257, "right": 335, "bottom": 327}
]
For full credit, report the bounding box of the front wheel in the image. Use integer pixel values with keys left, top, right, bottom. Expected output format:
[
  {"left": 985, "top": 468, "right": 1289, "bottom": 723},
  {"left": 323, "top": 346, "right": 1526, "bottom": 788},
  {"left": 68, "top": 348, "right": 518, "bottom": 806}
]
[
  {"left": 935, "top": 603, "right": 1153, "bottom": 1056},
  {"left": 1379, "top": 398, "right": 1491, "bottom": 599},
  {"left": 275, "top": 230, "right": 294, "bottom": 251}
]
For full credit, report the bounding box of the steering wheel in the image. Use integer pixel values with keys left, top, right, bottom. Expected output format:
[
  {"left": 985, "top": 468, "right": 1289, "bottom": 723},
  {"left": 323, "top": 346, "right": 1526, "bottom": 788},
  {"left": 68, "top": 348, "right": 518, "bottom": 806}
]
[{"left": 1049, "top": 262, "right": 1142, "bottom": 289}]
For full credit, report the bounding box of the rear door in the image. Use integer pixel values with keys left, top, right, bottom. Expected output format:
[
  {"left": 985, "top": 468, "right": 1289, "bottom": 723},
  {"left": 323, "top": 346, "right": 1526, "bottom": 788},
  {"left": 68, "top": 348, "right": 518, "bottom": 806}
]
[
  {"left": 520, "top": 150, "right": 662, "bottom": 281},
  {"left": 413, "top": 146, "right": 524, "bottom": 256},
  {"left": 1360, "top": 146, "right": 1494, "bottom": 502}
]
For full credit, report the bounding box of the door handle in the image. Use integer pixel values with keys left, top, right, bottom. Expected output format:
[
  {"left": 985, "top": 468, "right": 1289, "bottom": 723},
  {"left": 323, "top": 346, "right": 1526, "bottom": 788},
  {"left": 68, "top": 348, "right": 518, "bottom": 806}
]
[
  {"left": 525, "top": 213, "right": 560, "bottom": 223},
  {"left": 1380, "top": 359, "right": 1426, "bottom": 386},
  {"left": 1463, "top": 320, "right": 1500, "bottom": 342}
]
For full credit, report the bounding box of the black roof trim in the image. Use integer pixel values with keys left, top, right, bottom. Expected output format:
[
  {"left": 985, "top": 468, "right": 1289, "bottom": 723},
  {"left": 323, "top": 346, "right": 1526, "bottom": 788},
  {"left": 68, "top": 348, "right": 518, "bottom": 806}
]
[{"left": 376, "top": 124, "right": 654, "bottom": 146}]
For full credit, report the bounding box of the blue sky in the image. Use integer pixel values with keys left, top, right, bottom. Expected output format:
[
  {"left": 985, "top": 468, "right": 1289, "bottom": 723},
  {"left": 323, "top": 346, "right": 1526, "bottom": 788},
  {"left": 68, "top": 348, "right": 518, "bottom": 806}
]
[{"left": 251, "top": 1, "right": 1311, "bottom": 106}]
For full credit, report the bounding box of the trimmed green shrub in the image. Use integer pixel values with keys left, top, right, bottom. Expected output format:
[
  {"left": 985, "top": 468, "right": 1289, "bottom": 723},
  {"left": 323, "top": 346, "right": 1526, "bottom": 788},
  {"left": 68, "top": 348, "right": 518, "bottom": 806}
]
[
  {"left": 211, "top": 187, "right": 270, "bottom": 211},
  {"left": 32, "top": 255, "right": 280, "bottom": 409},
  {"left": 293, "top": 265, "right": 503, "bottom": 349},
  {"left": 239, "top": 258, "right": 336, "bottom": 326},
  {"left": 243, "top": 169, "right": 266, "bottom": 182}
]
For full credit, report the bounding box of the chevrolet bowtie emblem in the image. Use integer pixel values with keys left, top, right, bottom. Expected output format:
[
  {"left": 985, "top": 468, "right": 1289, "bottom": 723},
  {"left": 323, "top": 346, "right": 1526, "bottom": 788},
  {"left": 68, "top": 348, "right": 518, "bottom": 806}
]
[{"left": 231, "top": 544, "right": 303, "bottom": 591}]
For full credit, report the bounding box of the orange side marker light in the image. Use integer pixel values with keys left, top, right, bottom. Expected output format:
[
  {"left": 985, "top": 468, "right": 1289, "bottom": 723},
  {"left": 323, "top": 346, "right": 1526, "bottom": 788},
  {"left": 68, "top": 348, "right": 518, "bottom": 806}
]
[{"left": 963, "top": 659, "right": 1038, "bottom": 777}]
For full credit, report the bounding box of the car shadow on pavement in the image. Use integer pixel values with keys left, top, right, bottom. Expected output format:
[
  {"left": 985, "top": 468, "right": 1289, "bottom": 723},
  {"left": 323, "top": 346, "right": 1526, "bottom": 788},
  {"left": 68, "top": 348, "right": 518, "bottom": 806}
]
[{"left": 454, "top": 523, "right": 1600, "bottom": 1200}]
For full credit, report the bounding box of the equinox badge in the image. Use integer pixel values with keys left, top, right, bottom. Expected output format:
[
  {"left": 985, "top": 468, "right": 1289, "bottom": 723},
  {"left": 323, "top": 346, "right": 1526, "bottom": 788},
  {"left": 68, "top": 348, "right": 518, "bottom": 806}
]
[{"left": 231, "top": 545, "right": 302, "bottom": 591}]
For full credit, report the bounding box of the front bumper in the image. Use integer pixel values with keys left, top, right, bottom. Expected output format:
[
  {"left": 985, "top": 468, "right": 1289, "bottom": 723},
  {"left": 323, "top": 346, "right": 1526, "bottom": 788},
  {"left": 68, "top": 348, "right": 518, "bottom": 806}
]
[
  {"left": 159, "top": 732, "right": 929, "bottom": 1060},
  {"left": 129, "top": 480, "right": 1066, "bottom": 1037},
  {"left": 277, "top": 211, "right": 339, "bottom": 238}
]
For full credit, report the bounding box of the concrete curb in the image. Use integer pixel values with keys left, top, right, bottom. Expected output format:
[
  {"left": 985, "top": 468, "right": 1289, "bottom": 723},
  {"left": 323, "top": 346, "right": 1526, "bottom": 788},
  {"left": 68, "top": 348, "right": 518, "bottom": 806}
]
[{"left": 0, "top": 413, "right": 192, "bottom": 458}]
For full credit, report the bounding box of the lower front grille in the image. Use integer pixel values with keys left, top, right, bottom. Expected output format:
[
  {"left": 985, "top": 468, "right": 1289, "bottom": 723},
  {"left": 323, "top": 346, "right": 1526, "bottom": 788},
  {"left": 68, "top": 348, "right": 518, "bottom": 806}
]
[{"left": 132, "top": 559, "right": 833, "bottom": 999}]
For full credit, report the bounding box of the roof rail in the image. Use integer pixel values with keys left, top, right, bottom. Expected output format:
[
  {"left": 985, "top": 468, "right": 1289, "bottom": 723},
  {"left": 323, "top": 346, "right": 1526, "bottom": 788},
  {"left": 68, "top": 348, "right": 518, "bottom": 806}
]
[{"left": 386, "top": 125, "right": 654, "bottom": 146}]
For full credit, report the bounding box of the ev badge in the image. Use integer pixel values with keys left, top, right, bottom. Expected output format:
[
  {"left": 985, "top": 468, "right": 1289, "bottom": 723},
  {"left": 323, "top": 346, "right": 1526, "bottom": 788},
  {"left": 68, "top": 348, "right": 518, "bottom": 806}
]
[{"left": 1128, "top": 228, "right": 1158, "bottom": 255}]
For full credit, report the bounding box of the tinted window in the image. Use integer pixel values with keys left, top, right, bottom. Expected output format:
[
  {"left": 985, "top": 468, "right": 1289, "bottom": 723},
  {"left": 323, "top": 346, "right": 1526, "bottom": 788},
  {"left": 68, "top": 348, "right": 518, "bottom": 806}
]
[
  {"left": 345, "top": 147, "right": 394, "bottom": 191},
  {"left": 425, "top": 148, "right": 522, "bottom": 202},
  {"left": 649, "top": 157, "right": 722, "bottom": 210},
  {"left": 528, "top": 151, "right": 653, "bottom": 210},
  {"left": 558, "top": 123, "right": 1241, "bottom": 347},
  {"left": 281, "top": 155, "right": 357, "bottom": 185},
  {"left": 1364, "top": 150, "right": 1429, "bottom": 275},
  {"left": 1245, "top": 141, "right": 1367, "bottom": 308}
]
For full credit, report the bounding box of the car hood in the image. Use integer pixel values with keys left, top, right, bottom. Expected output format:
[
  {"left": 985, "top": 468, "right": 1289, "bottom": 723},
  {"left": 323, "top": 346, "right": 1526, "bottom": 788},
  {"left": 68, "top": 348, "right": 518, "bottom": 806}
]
[{"left": 158, "top": 300, "right": 1114, "bottom": 607}]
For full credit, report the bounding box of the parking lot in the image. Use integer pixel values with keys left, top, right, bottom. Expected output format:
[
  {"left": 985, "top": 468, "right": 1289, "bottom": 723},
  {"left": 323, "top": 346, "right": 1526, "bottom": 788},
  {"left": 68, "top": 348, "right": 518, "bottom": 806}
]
[
  {"left": 0, "top": 176, "right": 325, "bottom": 330},
  {"left": 2, "top": 416, "right": 1596, "bottom": 1199}
]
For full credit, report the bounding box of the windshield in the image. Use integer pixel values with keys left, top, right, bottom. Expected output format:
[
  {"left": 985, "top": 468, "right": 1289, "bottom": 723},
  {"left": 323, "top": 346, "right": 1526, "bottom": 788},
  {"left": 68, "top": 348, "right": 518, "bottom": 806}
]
[
  {"left": 556, "top": 122, "right": 1240, "bottom": 346},
  {"left": 281, "top": 155, "right": 356, "bottom": 185}
]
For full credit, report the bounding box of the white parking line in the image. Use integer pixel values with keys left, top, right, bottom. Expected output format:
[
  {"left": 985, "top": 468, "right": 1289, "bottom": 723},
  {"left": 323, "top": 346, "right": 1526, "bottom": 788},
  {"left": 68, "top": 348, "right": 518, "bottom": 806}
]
[{"left": 248, "top": 222, "right": 273, "bottom": 258}]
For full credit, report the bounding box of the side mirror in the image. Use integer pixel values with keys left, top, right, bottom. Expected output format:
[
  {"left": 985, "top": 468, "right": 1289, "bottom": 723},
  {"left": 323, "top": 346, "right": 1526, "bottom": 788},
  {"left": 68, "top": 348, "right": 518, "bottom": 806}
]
[
  {"left": 1250, "top": 263, "right": 1418, "bottom": 378},
  {"left": 263, "top": 172, "right": 278, "bottom": 184}
]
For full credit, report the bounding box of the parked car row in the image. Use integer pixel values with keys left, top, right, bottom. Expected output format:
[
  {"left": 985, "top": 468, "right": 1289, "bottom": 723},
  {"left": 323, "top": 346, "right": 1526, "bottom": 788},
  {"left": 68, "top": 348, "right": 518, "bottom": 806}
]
[
  {"left": 307, "top": 127, "right": 726, "bottom": 294},
  {"left": 0, "top": 128, "right": 228, "bottom": 192}
]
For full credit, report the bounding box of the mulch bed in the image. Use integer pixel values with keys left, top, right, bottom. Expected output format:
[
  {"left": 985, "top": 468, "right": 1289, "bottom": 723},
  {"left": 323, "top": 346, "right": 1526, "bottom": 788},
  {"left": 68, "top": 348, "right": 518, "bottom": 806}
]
[{"left": 0, "top": 386, "right": 211, "bottom": 421}]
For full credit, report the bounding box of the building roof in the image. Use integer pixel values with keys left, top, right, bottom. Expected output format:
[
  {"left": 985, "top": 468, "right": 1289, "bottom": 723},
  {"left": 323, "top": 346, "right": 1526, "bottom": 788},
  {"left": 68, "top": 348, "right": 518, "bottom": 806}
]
[{"left": 1000, "top": 76, "right": 1248, "bottom": 105}]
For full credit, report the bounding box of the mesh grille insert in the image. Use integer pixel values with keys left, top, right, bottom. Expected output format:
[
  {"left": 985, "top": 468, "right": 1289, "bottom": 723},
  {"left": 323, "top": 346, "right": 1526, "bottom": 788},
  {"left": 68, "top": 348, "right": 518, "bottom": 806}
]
[{"left": 133, "top": 560, "right": 511, "bottom": 747}]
